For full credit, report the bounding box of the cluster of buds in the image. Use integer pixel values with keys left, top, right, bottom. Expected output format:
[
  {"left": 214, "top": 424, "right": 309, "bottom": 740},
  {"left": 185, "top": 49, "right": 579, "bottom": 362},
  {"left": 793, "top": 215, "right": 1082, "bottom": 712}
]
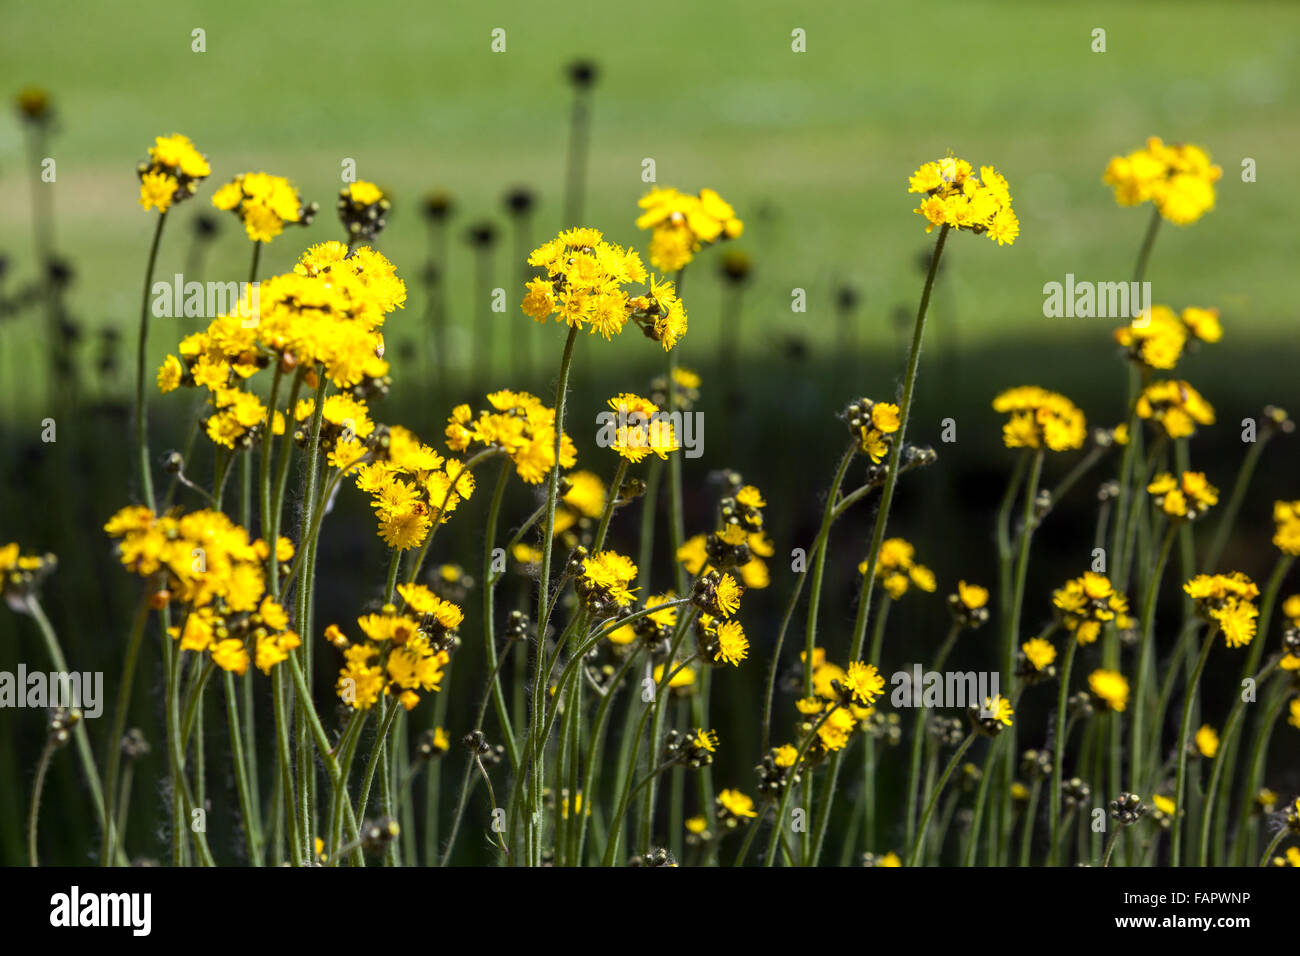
[
  {"left": 47, "top": 707, "right": 80, "bottom": 747},
  {"left": 690, "top": 569, "right": 744, "bottom": 619},
  {"left": 360, "top": 816, "right": 400, "bottom": 855},
  {"left": 338, "top": 181, "right": 390, "bottom": 244},
  {"left": 842, "top": 396, "right": 902, "bottom": 464},
  {"left": 628, "top": 848, "right": 677, "bottom": 867},
  {"left": 649, "top": 366, "right": 702, "bottom": 412},
  {"left": 1108, "top": 792, "right": 1146, "bottom": 826},
  {"left": 429, "top": 563, "right": 474, "bottom": 605},
  {"left": 415, "top": 727, "right": 450, "bottom": 761},
  {"left": 928, "top": 715, "right": 966, "bottom": 749},
  {"left": 661, "top": 728, "right": 718, "bottom": 770},
  {"left": 863, "top": 711, "right": 901, "bottom": 746},
  {"left": 463, "top": 730, "right": 505, "bottom": 766},
  {"left": 1068, "top": 691, "right": 1095, "bottom": 720},
  {"left": 947, "top": 581, "right": 990, "bottom": 630},
  {"left": 1021, "top": 748, "right": 1053, "bottom": 781},
  {"left": 501, "top": 609, "right": 531, "bottom": 644},
  {"left": 121, "top": 728, "right": 150, "bottom": 761},
  {"left": 969, "top": 695, "right": 1014, "bottom": 737},
  {"left": 1062, "top": 777, "right": 1092, "bottom": 811},
  {"left": 754, "top": 746, "right": 801, "bottom": 798}
]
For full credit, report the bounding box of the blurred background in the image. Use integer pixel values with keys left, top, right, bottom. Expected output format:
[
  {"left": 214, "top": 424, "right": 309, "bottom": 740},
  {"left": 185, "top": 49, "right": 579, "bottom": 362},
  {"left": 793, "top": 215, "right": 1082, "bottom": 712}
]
[{"left": 1, "top": 0, "right": 1297, "bottom": 864}]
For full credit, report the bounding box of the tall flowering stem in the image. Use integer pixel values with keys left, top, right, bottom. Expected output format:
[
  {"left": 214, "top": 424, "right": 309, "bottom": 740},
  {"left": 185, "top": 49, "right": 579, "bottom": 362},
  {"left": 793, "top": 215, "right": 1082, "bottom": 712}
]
[
  {"left": 527, "top": 324, "right": 579, "bottom": 863},
  {"left": 135, "top": 211, "right": 169, "bottom": 510}
]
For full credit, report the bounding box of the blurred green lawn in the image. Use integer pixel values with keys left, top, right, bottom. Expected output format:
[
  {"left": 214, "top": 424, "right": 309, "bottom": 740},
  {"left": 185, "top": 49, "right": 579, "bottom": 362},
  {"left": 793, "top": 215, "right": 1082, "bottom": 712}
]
[{"left": 2, "top": 0, "right": 1299, "bottom": 420}]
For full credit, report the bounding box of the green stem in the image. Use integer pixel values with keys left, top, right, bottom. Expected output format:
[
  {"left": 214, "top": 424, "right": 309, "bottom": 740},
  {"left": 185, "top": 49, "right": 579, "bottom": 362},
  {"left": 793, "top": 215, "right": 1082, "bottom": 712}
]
[
  {"left": 909, "top": 731, "right": 975, "bottom": 866},
  {"left": 135, "top": 211, "right": 168, "bottom": 511},
  {"left": 1171, "top": 627, "right": 1218, "bottom": 866},
  {"left": 1048, "top": 637, "right": 1079, "bottom": 865}
]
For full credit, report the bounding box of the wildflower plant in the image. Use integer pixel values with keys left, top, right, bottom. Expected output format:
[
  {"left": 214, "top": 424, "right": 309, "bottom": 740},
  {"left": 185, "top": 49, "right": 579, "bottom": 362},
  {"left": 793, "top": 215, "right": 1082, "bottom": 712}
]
[{"left": 7, "top": 129, "right": 1299, "bottom": 878}]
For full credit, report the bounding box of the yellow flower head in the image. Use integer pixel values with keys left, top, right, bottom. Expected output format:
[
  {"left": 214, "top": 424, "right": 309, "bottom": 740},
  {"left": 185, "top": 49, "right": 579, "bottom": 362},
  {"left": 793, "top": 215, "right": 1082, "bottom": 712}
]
[
  {"left": 636, "top": 186, "right": 743, "bottom": 271},
  {"left": 1136, "top": 380, "right": 1215, "bottom": 439},
  {"left": 139, "top": 134, "right": 209, "bottom": 212},
  {"left": 1103, "top": 137, "right": 1221, "bottom": 225},
  {"left": 1273, "top": 501, "right": 1300, "bottom": 556},
  {"left": 212, "top": 171, "right": 314, "bottom": 243},
  {"left": 1195, "top": 724, "right": 1220, "bottom": 759},
  {"left": 1183, "top": 573, "right": 1259, "bottom": 648},
  {"left": 992, "top": 386, "right": 1087, "bottom": 452},
  {"left": 524, "top": 228, "right": 687, "bottom": 350},
  {"left": 1089, "top": 668, "right": 1130, "bottom": 712},
  {"left": 1147, "top": 471, "right": 1219, "bottom": 521},
  {"left": 909, "top": 158, "right": 1017, "bottom": 244}
]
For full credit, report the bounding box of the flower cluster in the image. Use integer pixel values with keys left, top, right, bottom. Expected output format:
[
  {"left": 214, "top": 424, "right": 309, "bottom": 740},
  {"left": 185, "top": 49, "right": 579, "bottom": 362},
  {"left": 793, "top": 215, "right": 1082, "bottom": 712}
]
[
  {"left": 338, "top": 181, "right": 390, "bottom": 244},
  {"left": 1103, "top": 137, "right": 1222, "bottom": 225},
  {"left": 1136, "top": 380, "right": 1216, "bottom": 439},
  {"left": 212, "top": 172, "right": 317, "bottom": 243},
  {"left": 104, "top": 506, "right": 297, "bottom": 676},
  {"left": 159, "top": 242, "right": 406, "bottom": 449},
  {"left": 522, "top": 228, "right": 687, "bottom": 349},
  {"left": 948, "top": 580, "right": 990, "bottom": 629},
  {"left": 328, "top": 582, "right": 461, "bottom": 711},
  {"left": 1114, "top": 305, "right": 1222, "bottom": 370},
  {"left": 138, "top": 133, "right": 210, "bottom": 213},
  {"left": 860, "top": 537, "right": 936, "bottom": 600},
  {"left": 602, "top": 393, "right": 679, "bottom": 462},
  {"left": 1147, "top": 471, "right": 1219, "bottom": 521},
  {"left": 635, "top": 186, "right": 744, "bottom": 272},
  {"left": 352, "top": 426, "right": 477, "bottom": 550},
  {"left": 1183, "top": 573, "right": 1259, "bottom": 648},
  {"left": 992, "top": 386, "right": 1087, "bottom": 451},
  {"left": 1273, "top": 500, "right": 1300, "bottom": 555},
  {"left": 446, "top": 390, "right": 577, "bottom": 484},
  {"left": 574, "top": 548, "right": 639, "bottom": 616},
  {"left": 908, "top": 157, "right": 1018, "bottom": 245},
  {"left": 1053, "top": 571, "right": 1133, "bottom": 645},
  {"left": 677, "top": 481, "right": 773, "bottom": 590},
  {"left": 843, "top": 397, "right": 901, "bottom": 463},
  {"left": 0, "top": 543, "right": 56, "bottom": 608}
]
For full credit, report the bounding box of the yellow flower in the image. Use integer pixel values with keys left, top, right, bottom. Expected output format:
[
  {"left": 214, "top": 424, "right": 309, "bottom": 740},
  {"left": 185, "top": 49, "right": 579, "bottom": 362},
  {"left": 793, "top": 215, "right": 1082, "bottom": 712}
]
[
  {"left": 1104, "top": 137, "right": 1221, "bottom": 225},
  {"left": 909, "top": 157, "right": 1017, "bottom": 244},
  {"left": 1273, "top": 501, "right": 1300, "bottom": 556},
  {"left": 636, "top": 186, "right": 743, "bottom": 271},
  {"left": 716, "top": 788, "right": 757, "bottom": 820},
  {"left": 1147, "top": 471, "right": 1219, "bottom": 521},
  {"left": 842, "top": 661, "right": 885, "bottom": 706},
  {"left": 1136, "top": 380, "right": 1215, "bottom": 439},
  {"left": 138, "top": 134, "right": 208, "bottom": 212},
  {"left": 212, "top": 171, "right": 313, "bottom": 243},
  {"left": 525, "top": 228, "right": 687, "bottom": 350},
  {"left": 1195, "top": 724, "right": 1220, "bottom": 758},
  {"left": 1089, "top": 669, "right": 1130, "bottom": 712},
  {"left": 861, "top": 538, "right": 935, "bottom": 599},
  {"left": 1022, "top": 638, "right": 1057, "bottom": 673},
  {"left": 992, "top": 386, "right": 1087, "bottom": 451},
  {"left": 1184, "top": 573, "right": 1259, "bottom": 648}
]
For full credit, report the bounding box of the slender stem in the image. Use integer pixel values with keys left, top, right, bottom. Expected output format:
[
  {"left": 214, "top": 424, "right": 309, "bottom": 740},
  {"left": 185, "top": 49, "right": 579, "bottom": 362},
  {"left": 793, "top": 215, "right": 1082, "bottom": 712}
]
[
  {"left": 27, "top": 739, "right": 57, "bottom": 866},
  {"left": 1171, "top": 627, "right": 1218, "bottom": 866},
  {"left": 135, "top": 211, "right": 168, "bottom": 511},
  {"left": 909, "top": 731, "right": 976, "bottom": 866},
  {"left": 763, "top": 704, "right": 843, "bottom": 867},
  {"left": 101, "top": 594, "right": 149, "bottom": 867},
  {"left": 1048, "top": 637, "right": 1079, "bottom": 865},
  {"left": 224, "top": 671, "right": 262, "bottom": 864},
  {"left": 528, "top": 324, "right": 580, "bottom": 864},
  {"left": 1131, "top": 526, "right": 1177, "bottom": 791}
]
